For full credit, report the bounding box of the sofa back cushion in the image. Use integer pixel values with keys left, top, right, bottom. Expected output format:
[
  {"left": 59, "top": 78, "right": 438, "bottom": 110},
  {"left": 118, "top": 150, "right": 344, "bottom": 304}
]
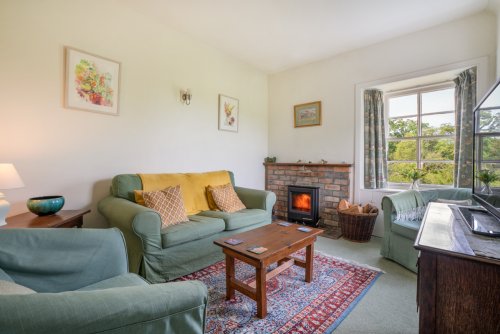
[
  {"left": 420, "top": 188, "right": 472, "bottom": 204},
  {"left": 111, "top": 171, "right": 235, "bottom": 212}
]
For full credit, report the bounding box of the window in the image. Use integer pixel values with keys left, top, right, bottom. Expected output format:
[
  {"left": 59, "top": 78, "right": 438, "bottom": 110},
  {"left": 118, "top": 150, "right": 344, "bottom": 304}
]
[
  {"left": 386, "top": 84, "right": 456, "bottom": 186},
  {"left": 476, "top": 106, "right": 500, "bottom": 188}
]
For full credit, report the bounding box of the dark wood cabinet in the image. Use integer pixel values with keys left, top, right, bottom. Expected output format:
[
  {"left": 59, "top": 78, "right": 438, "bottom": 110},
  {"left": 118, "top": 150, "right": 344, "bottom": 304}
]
[{"left": 415, "top": 203, "right": 500, "bottom": 334}]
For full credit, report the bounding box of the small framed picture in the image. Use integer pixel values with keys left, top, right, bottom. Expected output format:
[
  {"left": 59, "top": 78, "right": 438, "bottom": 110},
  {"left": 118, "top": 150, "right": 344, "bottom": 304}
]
[
  {"left": 294, "top": 101, "right": 321, "bottom": 127},
  {"left": 64, "top": 46, "right": 120, "bottom": 116},
  {"left": 218, "top": 94, "right": 239, "bottom": 132}
]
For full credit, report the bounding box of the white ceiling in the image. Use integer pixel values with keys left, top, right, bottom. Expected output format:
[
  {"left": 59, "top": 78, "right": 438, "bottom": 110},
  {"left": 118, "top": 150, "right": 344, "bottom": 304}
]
[{"left": 123, "top": 0, "right": 491, "bottom": 73}]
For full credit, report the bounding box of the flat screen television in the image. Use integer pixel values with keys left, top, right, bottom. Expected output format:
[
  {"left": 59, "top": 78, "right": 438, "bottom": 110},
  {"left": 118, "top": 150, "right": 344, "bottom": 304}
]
[{"left": 458, "top": 77, "right": 500, "bottom": 237}]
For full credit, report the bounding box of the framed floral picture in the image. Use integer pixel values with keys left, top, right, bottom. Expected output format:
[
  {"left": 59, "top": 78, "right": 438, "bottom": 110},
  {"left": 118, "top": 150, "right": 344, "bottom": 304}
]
[
  {"left": 64, "top": 47, "right": 120, "bottom": 115},
  {"left": 294, "top": 101, "right": 321, "bottom": 127},
  {"left": 218, "top": 94, "right": 239, "bottom": 132}
]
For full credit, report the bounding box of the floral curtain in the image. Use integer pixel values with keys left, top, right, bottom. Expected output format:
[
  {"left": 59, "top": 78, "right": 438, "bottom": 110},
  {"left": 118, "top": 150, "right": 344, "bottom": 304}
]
[
  {"left": 364, "top": 89, "right": 388, "bottom": 189},
  {"left": 454, "top": 67, "right": 476, "bottom": 188}
]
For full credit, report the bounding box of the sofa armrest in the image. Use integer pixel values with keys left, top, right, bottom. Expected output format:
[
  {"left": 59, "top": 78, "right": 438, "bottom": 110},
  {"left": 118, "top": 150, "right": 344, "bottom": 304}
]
[
  {"left": 98, "top": 196, "right": 162, "bottom": 273},
  {"left": 0, "top": 280, "right": 208, "bottom": 334},
  {"left": 234, "top": 186, "right": 276, "bottom": 214}
]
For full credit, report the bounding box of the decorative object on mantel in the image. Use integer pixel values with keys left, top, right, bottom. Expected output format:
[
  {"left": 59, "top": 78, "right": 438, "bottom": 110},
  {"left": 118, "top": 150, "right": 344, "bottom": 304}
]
[
  {"left": 264, "top": 156, "right": 276, "bottom": 163},
  {"left": 337, "top": 199, "right": 378, "bottom": 242},
  {"left": 294, "top": 101, "right": 321, "bottom": 127},
  {"left": 320, "top": 159, "right": 328, "bottom": 164},
  {"left": 180, "top": 89, "right": 192, "bottom": 105},
  {"left": 218, "top": 94, "right": 239, "bottom": 132},
  {"left": 27, "top": 196, "right": 65, "bottom": 216},
  {"left": 64, "top": 46, "right": 120, "bottom": 116},
  {"left": 0, "top": 164, "right": 25, "bottom": 226},
  {"left": 296, "top": 159, "right": 302, "bottom": 163}
]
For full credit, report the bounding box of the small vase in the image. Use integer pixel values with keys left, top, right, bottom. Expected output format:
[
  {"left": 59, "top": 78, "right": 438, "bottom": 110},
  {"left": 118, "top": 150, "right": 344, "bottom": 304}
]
[
  {"left": 409, "top": 180, "right": 419, "bottom": 191},
  {"left": 481, "top": 183, "right": 493, "bottom": 195}
]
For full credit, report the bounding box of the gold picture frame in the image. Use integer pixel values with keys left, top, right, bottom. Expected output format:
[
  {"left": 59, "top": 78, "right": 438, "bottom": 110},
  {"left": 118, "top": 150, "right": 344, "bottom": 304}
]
[{"left": 294, "top": 101, "right": 321, "bottom": 127}]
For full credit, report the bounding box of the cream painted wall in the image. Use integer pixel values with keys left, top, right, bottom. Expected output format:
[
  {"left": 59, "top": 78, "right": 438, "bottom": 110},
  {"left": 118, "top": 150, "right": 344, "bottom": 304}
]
[
  {"left": 0, "top": 0, "right": 268, "bottom": 227},
  {"left": 268, "top": 12, "right": 497, "bottom": 236}
]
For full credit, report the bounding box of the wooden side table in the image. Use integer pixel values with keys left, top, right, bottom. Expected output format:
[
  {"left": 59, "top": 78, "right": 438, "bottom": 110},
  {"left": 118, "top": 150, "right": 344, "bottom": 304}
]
[{"left": 2, "top": 209, "right": 90, "bottom": 228}]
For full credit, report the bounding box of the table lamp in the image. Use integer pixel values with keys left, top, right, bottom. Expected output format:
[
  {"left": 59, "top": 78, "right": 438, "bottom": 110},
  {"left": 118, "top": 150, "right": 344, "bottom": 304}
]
[{"left": 0, "top": 163, "right": 24, "bottom": 226}]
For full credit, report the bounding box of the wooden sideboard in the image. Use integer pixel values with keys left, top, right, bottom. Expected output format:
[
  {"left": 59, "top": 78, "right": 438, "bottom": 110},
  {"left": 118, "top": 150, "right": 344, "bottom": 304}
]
[{"left": 414, "top": 203, "right": 500, "bottom": 334}]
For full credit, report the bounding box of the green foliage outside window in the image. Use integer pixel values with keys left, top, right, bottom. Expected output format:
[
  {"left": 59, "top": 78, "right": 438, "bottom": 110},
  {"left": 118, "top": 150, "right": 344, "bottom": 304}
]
[{"left": 388, "top": 118, "right": 455, "bottom": 185}]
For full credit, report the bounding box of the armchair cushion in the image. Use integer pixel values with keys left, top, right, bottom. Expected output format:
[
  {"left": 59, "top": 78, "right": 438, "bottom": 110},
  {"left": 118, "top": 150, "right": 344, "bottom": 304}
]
[
  {"left": 391, "top": 219, "right": 420, "bottom": 240},
  {"left": 77, "top": 273, "right": 147, "bottom": 291},
  {"left": 0, "top": 280, "right": 36, "bottom": 295},
  {"left": 197, "top": 208, "right": 268, "bottom": 231},
  {"left": 0, "top": 268, "right": 13, "bottom": 282}
]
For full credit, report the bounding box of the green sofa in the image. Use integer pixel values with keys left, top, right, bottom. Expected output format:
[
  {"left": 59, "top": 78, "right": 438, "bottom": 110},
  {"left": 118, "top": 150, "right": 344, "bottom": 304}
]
[
  {"left": 98, "top": 171, "right": 276, "bottom": 283},
  {"left": 0, "top": 228, "right": 207, "bottom": 334},
  {"left": 380, "top": 188, "right": 472, "bottom": 273}
]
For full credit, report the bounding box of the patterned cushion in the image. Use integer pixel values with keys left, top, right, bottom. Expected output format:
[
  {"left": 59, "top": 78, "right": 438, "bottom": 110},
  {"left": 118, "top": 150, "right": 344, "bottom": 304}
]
[
  {"left": 0, "top": 280, "right": 36, "bottom": 295},
  {"left": 205, "top": 186, "right": 220, "bottom": 211},
  {"left": 209, "top": 183, "right": 246, "bottom": 213},
  {"left": 143, "top": 185, "right": 189, "bottom": 227}
]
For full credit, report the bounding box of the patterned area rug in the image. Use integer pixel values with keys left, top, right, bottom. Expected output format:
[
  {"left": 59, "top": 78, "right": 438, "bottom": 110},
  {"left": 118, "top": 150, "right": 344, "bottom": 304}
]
[{"left": 178, "top": 251, "right": 382, "bottom": 333}]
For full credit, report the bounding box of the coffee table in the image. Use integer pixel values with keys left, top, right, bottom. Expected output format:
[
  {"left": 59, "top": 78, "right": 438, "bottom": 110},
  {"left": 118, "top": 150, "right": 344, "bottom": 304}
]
[{"left": 214, "top": 223, "right": 323, "bottom": 318}]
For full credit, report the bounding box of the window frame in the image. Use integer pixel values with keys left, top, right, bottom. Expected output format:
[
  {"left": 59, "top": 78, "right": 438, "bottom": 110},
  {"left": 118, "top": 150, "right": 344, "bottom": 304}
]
[
  {"left": 475, "top": 107, "right": 500, "bottom": 189},
  {"left": 384, "top": 82, "right": 456, "bottom": 188}
]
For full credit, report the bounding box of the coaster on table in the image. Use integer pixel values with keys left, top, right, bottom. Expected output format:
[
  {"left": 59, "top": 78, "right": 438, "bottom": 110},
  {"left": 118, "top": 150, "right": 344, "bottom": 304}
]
[
  {"left": 278, "top": 222, "right": 292, "bottom": 227},
  {"left": 247, "top": 246, "right": 268, "bottom": 254},
  {"left": 297, "top": 227, "right": 312, "bottom": 232},
  {"left": 225, "top": 238, "right": 243, "bottom": 245}
]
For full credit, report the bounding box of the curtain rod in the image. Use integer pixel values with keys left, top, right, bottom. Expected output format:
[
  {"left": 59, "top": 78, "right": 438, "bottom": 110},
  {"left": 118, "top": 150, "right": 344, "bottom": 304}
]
[{"left": 384, "top": 80, "right": 455, "bottom": 94}]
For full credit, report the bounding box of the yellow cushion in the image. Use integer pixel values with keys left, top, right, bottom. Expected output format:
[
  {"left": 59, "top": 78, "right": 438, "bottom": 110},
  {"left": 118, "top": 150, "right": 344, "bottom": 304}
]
[
  {"left": 209, "top": 183, "right": 246, "bottom": 213},
  {"left": 142, "top": 185, "right": 189, "bottom": 227},
  {"left": 134, "top": 190, "right": 145, "bottom": 206},
  {"left": 138, "top": 171, "right": 231, "bottom": 215}
]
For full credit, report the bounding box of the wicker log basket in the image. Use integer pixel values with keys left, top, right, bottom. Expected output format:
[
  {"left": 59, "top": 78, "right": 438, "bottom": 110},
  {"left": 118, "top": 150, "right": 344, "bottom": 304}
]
[{"left": 337, "top": 199, "right": 379, "bottom": 242}]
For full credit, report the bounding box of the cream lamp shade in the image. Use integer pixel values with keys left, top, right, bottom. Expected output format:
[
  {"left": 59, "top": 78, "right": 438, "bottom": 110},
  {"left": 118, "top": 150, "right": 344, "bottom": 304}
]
[{"left": 0, "top": 163, "right": 25, "bottom": 226}]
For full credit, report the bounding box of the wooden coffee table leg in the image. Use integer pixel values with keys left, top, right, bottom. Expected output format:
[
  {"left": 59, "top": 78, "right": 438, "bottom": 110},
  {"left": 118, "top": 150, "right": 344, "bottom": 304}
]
[
  {"left": 225, "top": 254, "right": 235, "bottom": 300},
  {"left": 256, "top": 266, "right": 267, "bottom": 318},
  {"left": 305, "top": 242, "right": 314, "bottom": 283}
]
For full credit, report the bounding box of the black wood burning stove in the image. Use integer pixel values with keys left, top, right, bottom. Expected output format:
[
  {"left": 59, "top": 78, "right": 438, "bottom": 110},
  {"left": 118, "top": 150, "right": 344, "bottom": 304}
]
[{"left": 287, "top": 185, "right": 320, "bottom": 226}]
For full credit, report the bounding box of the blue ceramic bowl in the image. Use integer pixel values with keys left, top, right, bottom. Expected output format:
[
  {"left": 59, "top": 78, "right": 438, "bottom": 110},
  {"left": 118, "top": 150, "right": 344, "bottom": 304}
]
[{"left": 27, "top": 196, "right": 65, "bottom": 216}]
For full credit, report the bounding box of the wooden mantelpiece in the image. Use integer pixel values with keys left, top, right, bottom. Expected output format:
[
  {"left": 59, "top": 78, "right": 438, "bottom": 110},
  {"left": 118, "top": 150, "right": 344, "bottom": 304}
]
[{"left": 263, "top": 162, "right": 353, "bottom": 168}]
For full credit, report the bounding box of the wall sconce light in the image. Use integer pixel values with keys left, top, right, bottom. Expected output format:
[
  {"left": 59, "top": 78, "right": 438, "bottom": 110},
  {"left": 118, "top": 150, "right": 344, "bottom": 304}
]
[{"left": 180, "top": 89, "right": 192, "bottom": 105}]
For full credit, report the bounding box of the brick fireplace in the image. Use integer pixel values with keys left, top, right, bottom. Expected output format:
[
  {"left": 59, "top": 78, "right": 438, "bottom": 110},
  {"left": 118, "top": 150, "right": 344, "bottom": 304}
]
[{"left": 264, "top": 163, "right": 353, "bottom": 226}]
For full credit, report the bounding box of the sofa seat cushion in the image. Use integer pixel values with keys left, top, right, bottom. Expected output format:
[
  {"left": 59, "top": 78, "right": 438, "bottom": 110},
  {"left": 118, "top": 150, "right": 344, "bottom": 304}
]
[
  {"left": 391, "top": 219, "right": 420, "bottom": 240},
  {"left": 76, "top": 273, "right": 147, "bottom": 291},
  {"left": 161, "top": 215, "right": 225, "bottom": 248},
  {"left": 197, "top": 209, "right": 268, "bottom": 231}
]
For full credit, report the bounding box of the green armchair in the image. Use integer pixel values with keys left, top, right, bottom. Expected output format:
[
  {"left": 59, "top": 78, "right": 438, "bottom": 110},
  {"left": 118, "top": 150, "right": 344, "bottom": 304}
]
[
  {"left": 380, "top": 188, "right": 471, "bottom": 273},
  {"left": 0, "top": 228, "right": 207, "bottom": 334}
]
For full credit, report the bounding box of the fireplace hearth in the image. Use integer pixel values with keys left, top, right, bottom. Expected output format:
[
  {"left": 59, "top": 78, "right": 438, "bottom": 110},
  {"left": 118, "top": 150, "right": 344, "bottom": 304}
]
[{"left": 287, "top": 185, "right": 320, "bottom": 226}]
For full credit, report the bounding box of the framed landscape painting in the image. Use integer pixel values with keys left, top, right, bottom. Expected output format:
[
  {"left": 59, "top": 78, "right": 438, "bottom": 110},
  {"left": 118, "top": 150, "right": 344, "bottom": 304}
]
[
  {"left": 294, "top": 101, "right": 322, "bottom": 127},
  {"left": 64, "top": 47, "right": 120, "bottom": 115},
  {"left": 218, "top": 94, "right": 239, "bottom": 132}
]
